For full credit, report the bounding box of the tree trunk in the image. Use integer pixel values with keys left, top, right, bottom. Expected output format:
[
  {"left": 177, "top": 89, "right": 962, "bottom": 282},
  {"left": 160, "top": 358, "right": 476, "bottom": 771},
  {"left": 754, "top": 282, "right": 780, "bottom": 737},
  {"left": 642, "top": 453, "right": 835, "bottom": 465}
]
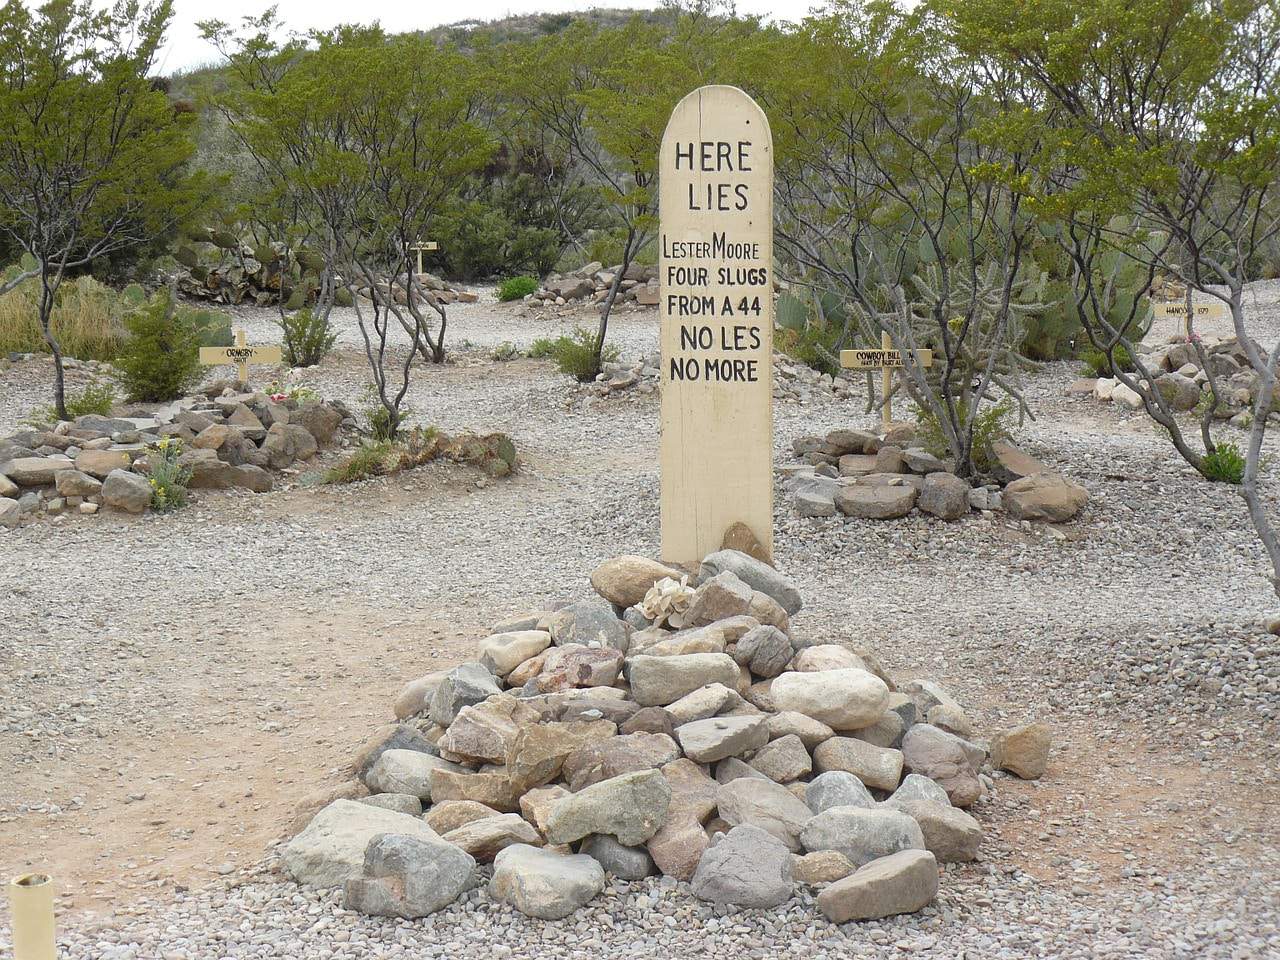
[
  {"left": 593, "top": 228, "right": 637, "bottom": 379},
  {"left": 38, "top": 268, "right": 68, "bottom": 422}
]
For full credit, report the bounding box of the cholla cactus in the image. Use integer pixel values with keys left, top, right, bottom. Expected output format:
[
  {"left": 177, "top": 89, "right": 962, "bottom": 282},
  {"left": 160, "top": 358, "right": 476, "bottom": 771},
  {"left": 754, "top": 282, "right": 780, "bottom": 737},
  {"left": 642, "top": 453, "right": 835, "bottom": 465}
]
[{"left": 639, "top": 576, "right": 695, "bottom": 629}]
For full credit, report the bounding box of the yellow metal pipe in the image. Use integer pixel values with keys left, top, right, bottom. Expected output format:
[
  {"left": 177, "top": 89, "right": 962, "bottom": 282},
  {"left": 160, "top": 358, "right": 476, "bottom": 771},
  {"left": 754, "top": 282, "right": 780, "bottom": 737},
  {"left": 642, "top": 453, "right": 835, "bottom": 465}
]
[{"left": 8, "top": 873, "right": 56, "bottom": 960}]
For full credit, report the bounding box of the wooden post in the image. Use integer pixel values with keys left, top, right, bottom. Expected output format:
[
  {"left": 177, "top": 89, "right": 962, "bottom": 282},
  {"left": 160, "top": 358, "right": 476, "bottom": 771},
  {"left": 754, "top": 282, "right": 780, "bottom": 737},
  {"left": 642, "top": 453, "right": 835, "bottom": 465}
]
[
  {"left": 9, "top": 873, "right": 56, "bottom": 960},
  {"left": 880, "top": 330, "right": 893, "bottom": 429},
  {"left": 409, "top": 240, "right": 438, "bottom": 276},
  {"left": 839, "top": 339, "right": 934, "bottom": 431},
  {"left": 658, "top": 85, "right": 774, "bottom": 566}
]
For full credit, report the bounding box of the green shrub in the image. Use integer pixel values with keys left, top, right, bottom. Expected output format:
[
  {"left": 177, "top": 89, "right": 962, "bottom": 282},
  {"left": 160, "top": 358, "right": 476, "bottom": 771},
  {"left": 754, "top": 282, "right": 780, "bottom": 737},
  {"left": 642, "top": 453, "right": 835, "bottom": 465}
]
[
  {"left": 914, "top": 399, "right": 1013, "bottom": 475},
  {"left": 280, "top": 307, "right": 336, "bottom": 367},
  {"left": 1079, "top": 344, "right": 1136, "bottom": 378},
  {"left": 191, "top": 309, "right": 233, "bottom": 347},
  {"left": 115, "top": 288, "right": 204, "bottom": 401},
  {"left": 528, "top": 337, "right": 557, "bottom": 359},
  {"left": 26, "top": 380, "right": 117, "bottom": 424},
  {"left": 325, "top": 440, "right": 396, "bottom": 484},
  {"left": 147, "top": 437, "right": 192, "bottom": 511},
  {"left": 531, "top": 327, "right": 618, "bottom": 381},
  {"left": 1202, "top": 443, "right": 1245, "bottom": 484},
  {"left": 498, "top": 276, "right": 538, "bottom": 302}
]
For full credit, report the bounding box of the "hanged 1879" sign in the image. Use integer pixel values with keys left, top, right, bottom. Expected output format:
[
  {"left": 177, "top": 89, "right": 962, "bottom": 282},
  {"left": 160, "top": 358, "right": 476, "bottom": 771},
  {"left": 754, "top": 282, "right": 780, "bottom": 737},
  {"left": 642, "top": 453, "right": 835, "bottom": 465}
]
[{"left": 659, "top": 86, "right": 774, "bottom": 566}]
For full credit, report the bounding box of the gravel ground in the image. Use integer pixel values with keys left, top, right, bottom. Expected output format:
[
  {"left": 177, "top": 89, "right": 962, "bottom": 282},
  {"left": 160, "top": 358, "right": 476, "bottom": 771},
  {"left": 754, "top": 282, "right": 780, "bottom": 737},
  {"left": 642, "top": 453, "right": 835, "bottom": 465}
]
[{"left": 2, "top": 286, "right": 1279, "bottom": 957}]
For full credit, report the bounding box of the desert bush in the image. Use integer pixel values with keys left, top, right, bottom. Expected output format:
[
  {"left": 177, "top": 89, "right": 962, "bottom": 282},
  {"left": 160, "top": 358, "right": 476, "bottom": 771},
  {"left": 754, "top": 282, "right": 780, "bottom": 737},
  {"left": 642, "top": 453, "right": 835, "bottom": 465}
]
[
  {"left": 26, "top": 380, "right": 117, "bottom": 424},
  {"left": 491, "top": 341, "right": 521, "bottom": 361},
  {"left": 325, "top": 440, "right": 397, "bottom": 484},
  {"left": 146, "top": 438, "right": 193, "bottom": 510},
  {"left": 533, "top": 328, "right": 619, "bottom": 381},
  {"left": 498, "top": 276, "right": 538, "bottom": 302},
  {"left": 114, "top": 288, "right": 204, "bottom": 401},
  {"left": 1202, "top": 443, "right": 1246, "bottom": 485},
  {"left": 1079, "top": 344, "right": 1136, "bottom": 378},
  {"left": 915, "top": 400, "right": 1013, "bottom": 477},
  {"left": 279, "top": 307, "right": 336, "bottom": 367}
]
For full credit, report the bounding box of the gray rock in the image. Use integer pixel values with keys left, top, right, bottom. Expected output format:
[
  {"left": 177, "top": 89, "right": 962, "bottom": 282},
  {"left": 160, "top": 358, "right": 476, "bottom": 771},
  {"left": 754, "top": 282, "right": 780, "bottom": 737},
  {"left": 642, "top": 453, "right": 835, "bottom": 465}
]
[
  {"left": 800, "top": 806, "right": 925, "bottom": 867},
  {"left": 580, "top": 834, "right": 656, "bottom": 879},
  {"left": 901, "top": 724, "right": 983, "bottom": 808},
  {"left": 429, "top": 662, "right": 501, "bottom": 726},
  {"left": 683, "top": 571, "right": 754, "bottom": 625},
  {"left": 732, "top": 625, "right": 793, "bottom": 678},
  {"left": 675, "top": 715, "right": 769, "bottom": 763},
  {"left": 698, "top": 549, "right": 803, "bottom": 615},
  {"left": 489, "top": 845, "right": 606, "bottom": 920},
  {"left": 816, "top": 849, "right": 939, "bottom": 922},
  {"left": 812, "top": 737, "right": 904, "bottom": 792},
  {"left": 665, "top": 682, "right": 741, "bottom": 724},
  {"left": 883, "top": 773, "right": 951, "bottom": 809},
  {"left": 766, "top": 711, "right": 835, "bottom": 750},
  {"left": 902, "top": 448, "right": 946, "bottom": 473},
  {"left": 918, "top": 473, "right": 971, "bottom": 520},
  {"left": 626, "top": 653, "right": 740, "bottom": 707},
  {"left": 544, "top": 599, "right": 630, "bottom": 652},
  {"left": 544, "top": 769, "right": 671, "bottom": 846},
  {"left": 0, "top": 496, "right": 20, "bottom": 528},
  {"left": 283, "top": 799, "right": 445, "bottom": 888},
  {"left": 343, "top": 832, "right": 475, "bottom": 918},
  {"left": 101, "top": 469, "right": 151, "bottom": 513},
  {"left": 835, "top": 483, "right": 918, "bottom": 519},
  {"left": 716, "top": 776, "right": 815, "bottom": 852},
  {"left": 805, "top": 771, "right": 875, "bottom": 814},
  {"left": 54, "top": 469, "right": 101, "bottom": 498},
  {"left": 356, "top": 793, "right": 423, "bottom": 816},
  {"left": 747, "top": 733, "right": 812, "bottom": 783},
  {"left": 690, "top": 825, "right": 793, "bottom": 908},
  {"left": 795, "top": 488, "right": 838, "bottom": 517},
  {"left": 365, "top": 749, "right": 465, "bottom": 800},
  {"left": 0, "top": 456, "right": 67, "bottom": 486},
  {"left": 715, "top": 756, "right": 770, "bottom": 784},
  {"left": 1004, "top": 473, "right": 1089, "bottom": 523},
  {"left": 888, "top": 799, "right": 981, "bottom": 862}
]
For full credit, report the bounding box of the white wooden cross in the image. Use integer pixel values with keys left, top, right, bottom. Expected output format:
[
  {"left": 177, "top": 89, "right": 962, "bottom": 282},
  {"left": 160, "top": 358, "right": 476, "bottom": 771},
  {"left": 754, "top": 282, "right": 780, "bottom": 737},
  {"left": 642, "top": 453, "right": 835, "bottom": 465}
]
[
  {"left": 409, "top": 240, "right": 438, "bottom": 275},
  {"left": 840, "top": 331, "right": 935, "bottom": 429},
  {"left": 198, "top": 328, "right": 283, "bottom": 384}
]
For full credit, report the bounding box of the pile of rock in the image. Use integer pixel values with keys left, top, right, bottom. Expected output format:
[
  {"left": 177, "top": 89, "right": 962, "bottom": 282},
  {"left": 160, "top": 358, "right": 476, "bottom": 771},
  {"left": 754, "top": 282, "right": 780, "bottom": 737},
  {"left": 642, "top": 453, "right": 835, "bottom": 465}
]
[
  {"left": 358, "top": 272, "right": 479, "bottom": 307},
  {"left": 787, "top": 427, "right": 1089, "bottom": 524},
  {"left": 1083, "top": 335, "right": 1273, "bottom": 428},
  {"left": 284, "top": 549, "right": 1051, "bottom": 925},
  {"left": 0, "top": 386, "right": 351, "bottom": 527},
  {"left": 523, "top": 262, "right": 660, "bottom": 309}
]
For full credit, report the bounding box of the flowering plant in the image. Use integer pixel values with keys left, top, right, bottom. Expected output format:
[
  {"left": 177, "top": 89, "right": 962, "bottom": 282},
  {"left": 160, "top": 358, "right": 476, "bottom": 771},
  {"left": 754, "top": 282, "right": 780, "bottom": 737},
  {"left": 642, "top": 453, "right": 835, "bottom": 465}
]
[{"left": 147, "top": 437, "right": 192, "bottom": 511}]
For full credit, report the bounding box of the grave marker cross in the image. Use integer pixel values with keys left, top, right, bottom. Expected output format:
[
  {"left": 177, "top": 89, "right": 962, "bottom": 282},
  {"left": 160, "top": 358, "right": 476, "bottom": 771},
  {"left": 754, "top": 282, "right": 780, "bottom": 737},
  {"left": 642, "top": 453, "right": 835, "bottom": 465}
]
[
  {"left": 409, "top": 240, "right": 438, "bottom": 276},
  {"left": 839, "top": 331, "right": 934, "bottom": 429},
  {"left": 198, "top": 328, "right": 283, "bottom": 384}
]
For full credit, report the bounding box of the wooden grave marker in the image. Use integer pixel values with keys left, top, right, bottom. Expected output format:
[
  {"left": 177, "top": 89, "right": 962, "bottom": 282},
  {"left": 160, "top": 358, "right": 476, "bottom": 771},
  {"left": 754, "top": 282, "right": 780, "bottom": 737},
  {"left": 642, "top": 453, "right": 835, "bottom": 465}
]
[
  {"left": 198, "top": 328, "right": 283, "bottom": 384},
  {"left": 659, "top": 85, "right": 774, "bottom": 566},
  {"left": 840, "top": 332, "right": 934, "bottom": 429},
  {"left": 409, "top": 240, "right": 438, "bottom": 275},
  {"left": 1153, "top": 299, "right": 1229, "bottom": 338}
]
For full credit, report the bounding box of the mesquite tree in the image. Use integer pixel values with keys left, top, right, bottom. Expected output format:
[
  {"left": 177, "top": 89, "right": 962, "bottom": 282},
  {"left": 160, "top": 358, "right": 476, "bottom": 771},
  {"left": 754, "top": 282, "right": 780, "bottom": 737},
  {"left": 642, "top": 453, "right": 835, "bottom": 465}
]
[
  {"left": 201, "top": 17, "right": 492, "bottom": 436},
  {"left": 0, "top": 0, "right": 208, "bottom": 419},
  {"left": 763, "top": 2, "right": 1046, "bottom": 477},
  {"left": 949, "top": 0, "right": 1280, "bottom": 595}
]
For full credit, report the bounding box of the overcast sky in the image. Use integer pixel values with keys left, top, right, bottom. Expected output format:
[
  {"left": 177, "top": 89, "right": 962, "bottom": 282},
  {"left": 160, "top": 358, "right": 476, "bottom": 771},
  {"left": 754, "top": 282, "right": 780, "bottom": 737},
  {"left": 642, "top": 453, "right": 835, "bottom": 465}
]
[{"left": 153, "top": 1, "right": 825, "bottom": 73}]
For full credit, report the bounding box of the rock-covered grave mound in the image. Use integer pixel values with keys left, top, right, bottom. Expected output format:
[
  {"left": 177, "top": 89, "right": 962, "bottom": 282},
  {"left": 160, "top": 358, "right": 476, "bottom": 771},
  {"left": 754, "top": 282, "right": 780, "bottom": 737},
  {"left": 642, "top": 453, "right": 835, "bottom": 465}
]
[
  {"left": 787, "top": 422, "right": 1090, "bottom": 525},
  {"left": 286, "top": 549, "right": 1051, "bottom": 924},
  {"left": 0, "top": 383, "right": 350, "bottom": 526}
]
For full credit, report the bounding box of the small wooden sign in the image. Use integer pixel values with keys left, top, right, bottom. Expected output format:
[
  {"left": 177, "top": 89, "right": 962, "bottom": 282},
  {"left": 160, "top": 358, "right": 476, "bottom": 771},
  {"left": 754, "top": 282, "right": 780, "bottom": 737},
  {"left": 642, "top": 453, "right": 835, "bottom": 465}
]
[
  {"left": 659, "top": 85, "right": 774, "bottom": 566},
  {"left": 840, "top": 332, "right": 934, "bottom": 428},
  {"left": 199, "top": 328, "right": 283, "bottom": 383},
  {"left": 840, "top": 348, "right": 935, "bottom": 369},
  {"left": 1153, "top": 301, "right": 1228, "bottom": 321}
]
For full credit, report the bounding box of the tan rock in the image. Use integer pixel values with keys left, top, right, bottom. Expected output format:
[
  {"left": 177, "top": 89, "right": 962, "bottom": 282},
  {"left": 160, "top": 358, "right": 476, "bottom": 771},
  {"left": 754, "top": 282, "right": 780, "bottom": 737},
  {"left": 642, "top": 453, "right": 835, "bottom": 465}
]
[
  {"left": 423, "top": 800, "right": 500, "bottom": 834},
  {"left": 646, "top": 815, "right": 709, "bottom": 880},
  {"left": 590, "top": 555, "right": 683, "bottom": 608},
  {"left": 428, "top": 768, "right": 521, "bottom": 813},
  {"left": 519, "top": 785, "right": 570, "bottom": 834},
  {"left": 442, "top": 814, "right": 541, "bottom": 862},
  {"left": 991, "top": 721, "right": 1051, "bottom": 779},
  {"left": 505, "top": 719, "right": 617, "bottom": 790},
  {"left": 792, "top": 850, "right": 856, "bottom": 885}
]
